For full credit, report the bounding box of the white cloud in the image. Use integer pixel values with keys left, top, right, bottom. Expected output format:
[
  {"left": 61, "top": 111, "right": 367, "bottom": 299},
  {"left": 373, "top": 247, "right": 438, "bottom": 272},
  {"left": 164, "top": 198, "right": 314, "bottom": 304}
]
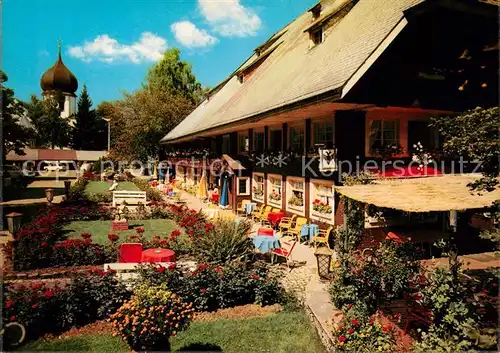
[
  {"left": 171, "top": 21, "right": 218, "bottom": 48},
  {"left": 67, "top": 32, "right": 167, "bottom": 64},
  {"left": 198, "top": 0, "right": 262, "bottom": 37}
]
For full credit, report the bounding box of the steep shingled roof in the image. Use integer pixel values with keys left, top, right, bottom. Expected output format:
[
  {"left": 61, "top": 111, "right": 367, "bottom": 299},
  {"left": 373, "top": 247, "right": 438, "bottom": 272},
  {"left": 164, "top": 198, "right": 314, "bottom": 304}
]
[{"left": 162, "top": 0, "right": 424, "bottom": 143}]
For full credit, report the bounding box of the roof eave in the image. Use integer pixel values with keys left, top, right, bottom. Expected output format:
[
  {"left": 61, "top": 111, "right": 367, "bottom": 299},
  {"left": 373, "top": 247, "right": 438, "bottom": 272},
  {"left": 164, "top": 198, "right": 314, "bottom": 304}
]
[{"left": 161, "top": 87, "right": 343, "bottom": 144}]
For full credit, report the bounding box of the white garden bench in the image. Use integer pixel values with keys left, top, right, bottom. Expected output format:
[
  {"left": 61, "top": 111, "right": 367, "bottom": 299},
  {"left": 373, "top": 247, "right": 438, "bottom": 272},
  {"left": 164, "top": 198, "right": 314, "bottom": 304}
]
[{"left": 112, "top": 190, "right": 147, "bottom": 207}]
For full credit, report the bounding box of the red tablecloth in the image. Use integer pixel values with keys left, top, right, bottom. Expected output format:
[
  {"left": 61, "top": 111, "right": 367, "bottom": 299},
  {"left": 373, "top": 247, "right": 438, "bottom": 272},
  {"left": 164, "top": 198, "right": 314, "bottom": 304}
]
[
  {"left": 267, "top": 211, "right": 285, "bottom": 226},
  {"left": 211, "top": 194, "right": 220, "bottom": 204},
  {"left": 141, "top": 248, "right": 176, "bottom": 263}
]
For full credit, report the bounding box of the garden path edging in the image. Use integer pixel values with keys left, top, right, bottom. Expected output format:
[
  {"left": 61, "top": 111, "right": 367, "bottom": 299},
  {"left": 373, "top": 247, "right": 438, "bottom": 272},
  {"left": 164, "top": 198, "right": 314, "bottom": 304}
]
[{"left": 305, "top": 277, "right": 336, "bottom": 352}]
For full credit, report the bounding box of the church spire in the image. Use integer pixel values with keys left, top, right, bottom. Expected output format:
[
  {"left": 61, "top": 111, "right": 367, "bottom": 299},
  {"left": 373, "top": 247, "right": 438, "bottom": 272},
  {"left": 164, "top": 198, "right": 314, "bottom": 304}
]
[{"left": 58, "top": 38, "right": 62, "bottom": 61}]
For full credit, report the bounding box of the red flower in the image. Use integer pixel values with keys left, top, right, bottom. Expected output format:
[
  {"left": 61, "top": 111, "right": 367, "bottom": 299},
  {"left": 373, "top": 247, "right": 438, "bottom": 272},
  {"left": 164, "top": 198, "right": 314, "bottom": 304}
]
[
  {"left": 214, "top": 265, "right": 223, "bottom": 272},
  {"left": 43, "top": 290, "right": 54, "bottom": 297},
  {"left": 382, "top": 325, "right": 393, "bottom": 332},
  {"left": 108, "top": 234, "right": 119, "bottom": 242},
  {"left": 201, "top": 288, "right": 207, "bottom": 293},
  {"left": 219, "top": 275, "right": 225, "bottom": 279},
  {"left": 347, "top": 328, "right": 355, "bottom": 334},
  {"left": 338, "top": 336, "right": 346, "bottom": 343},
  {"left": 41, "top": 242, "right": 48, "bottom": 247},
  {"left": 31, "top": 304, "right": 38, "bottom": 309},
  {"left": 492, "top": 282, "right": 498, "bottom": 287},
  {"left": 81, "top": 233, "right": 92, "bottom": 239},
  {"left": 251, "top": 275, "right": 259, "bottom": 280},
  {"left": 351, "top": 319, "right": 360, "bottom": 326},
  {"left": 171, "top": 229, "right": 181, "bottom": 237},
  {"left": 6, "top": 300, "right": 14, "bottom": 308},
  {"left": 136, "top": 227, "right": 145, "bottom": 234},
  {"left": 156, "top": 266, "right": 166, "bottom": 273},
  {"left": 198, "top": 264, "right": 207, "bottom": 271},
  {"left": 168, "top": 263, "right": 176, "bottom": 270},
  {"left": 346, "top": 303, "right": 352, "bottom": 309},
  {"left": 9, "top": 316, "right": 16, "bottom": 322},
  {"left": 369, "top": 317, "right": 375, "bottom": 325}
]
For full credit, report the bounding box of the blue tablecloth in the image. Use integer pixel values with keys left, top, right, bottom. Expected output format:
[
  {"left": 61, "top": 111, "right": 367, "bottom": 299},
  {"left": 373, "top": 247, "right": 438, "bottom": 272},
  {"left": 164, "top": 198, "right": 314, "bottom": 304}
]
[
  {"left": 300, "top": 224, "right": 319, "bottom": 241},
  {"left": 244, "top": 202, "right": 257, "bottom": 215},
  {"left": 253, "top": 235, "right": 280, "bottom": 253}
]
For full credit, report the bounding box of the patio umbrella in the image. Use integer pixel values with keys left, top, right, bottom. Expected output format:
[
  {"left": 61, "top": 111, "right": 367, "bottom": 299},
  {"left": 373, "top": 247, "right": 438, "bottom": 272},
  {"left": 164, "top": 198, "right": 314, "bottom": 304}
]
[
  {"left": 198, "top": 170, "right": 208, "bottom": 199},
  {"left": 220, "top": 175, "right": 229, "bottom": 208}
]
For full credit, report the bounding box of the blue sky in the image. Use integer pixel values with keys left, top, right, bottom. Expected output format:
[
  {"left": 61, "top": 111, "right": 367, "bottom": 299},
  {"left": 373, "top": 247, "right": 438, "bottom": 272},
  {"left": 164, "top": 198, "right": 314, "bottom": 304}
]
[{"left": 3, "top": 0, "right": 316, "bottom": 105}]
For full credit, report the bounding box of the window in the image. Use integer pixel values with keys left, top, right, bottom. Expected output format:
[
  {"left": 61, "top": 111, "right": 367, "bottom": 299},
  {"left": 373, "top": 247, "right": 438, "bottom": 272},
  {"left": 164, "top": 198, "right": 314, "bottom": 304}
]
[
  {"left": 222, "top": 134, "right": 231, "bottom": 154},
  {"left": 286, "top": 177, "right": 305, "bottom": 215},
  {"left": 237, "top": 177, "right": 250, "bottom": 195},
  {"left": 269, "top": 129, "right": 282, "bottom": 151},
  {"left": 313, "top": 121, "right": 334, "bottom": 147},
  {"left": 267, "top": 175, "right": 282, "bottom": 207},
  {"left": 289, "top": 125, "right": 304, "bottom": 152},
  {"left": 310, "top": 180, "right": 334, "bottom": 224},
  {"left": 369, "top": 120, "right": 400, "bottom": 151},
  {"left": 238, "top": 133, "right": 249, "bottom": 154},
  {"left": 252, "top": 173, "right": 265, "bottom": 202},
  {"left": 311, "top": 27, "right": 323, "bottom": 45},
  {"left": 253, "top": 131, "right": 265, "bottom": 152}
]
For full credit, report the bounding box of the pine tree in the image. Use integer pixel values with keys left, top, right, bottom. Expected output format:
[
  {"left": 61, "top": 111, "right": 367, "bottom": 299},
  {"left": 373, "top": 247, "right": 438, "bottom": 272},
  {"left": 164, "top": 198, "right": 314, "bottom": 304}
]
[{"left": 71, "top": 84, "right": 107, "bottom": 150}]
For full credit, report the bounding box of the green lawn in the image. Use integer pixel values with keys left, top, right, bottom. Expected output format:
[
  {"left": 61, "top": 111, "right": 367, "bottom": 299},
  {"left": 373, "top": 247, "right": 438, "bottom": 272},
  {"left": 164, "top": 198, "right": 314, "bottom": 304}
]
[
  {"left": 20, "top": 312, "right": 325, "bottom": 353},
  {"left": 63, "top": 219, "right": 179, "bottom": 244},
  {"left": 84, "top": 181, "right": 139, "bottom": 196}
]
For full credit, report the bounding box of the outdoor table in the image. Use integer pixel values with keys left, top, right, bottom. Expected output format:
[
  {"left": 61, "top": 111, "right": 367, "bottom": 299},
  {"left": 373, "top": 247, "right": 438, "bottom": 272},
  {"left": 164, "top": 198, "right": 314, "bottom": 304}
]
[
  {"left": 142, "top": 248, "right": 176, "bottom": 263},
  {"left": 300, "top": 224, "right": 319, "bottom": 241},
  {"left": 267, "top": 211, "right": 286, "bottom": 227},
  {"left": 244, "top": 202, "right": 257, "bottom": 215},
  {"left": 253, "top": 235, "right": 280, "bottom": 253}
]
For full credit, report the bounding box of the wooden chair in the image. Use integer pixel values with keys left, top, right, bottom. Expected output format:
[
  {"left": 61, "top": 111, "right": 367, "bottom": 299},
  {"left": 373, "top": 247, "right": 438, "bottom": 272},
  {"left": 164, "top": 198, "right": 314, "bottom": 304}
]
[
  {"left": 271, "top": 240, "right": 297, "bottom": 269},
  {"left": 286, "top": 217, "right": 308, "bottom": 242},
  {"left": 251, "top": 204, "right": 265, "bottom": 222},
  {"left": 279, "top": 214, "right": 297, "bottom": 233},
  {"left": 118, "top": 243, "right": 143, "bottom": 263},
  {"left": 236, "top": 199, "right": 251, "bottom": 215},
  {"left": 259, "top": 206, "right": 273, "bottom": 224},
  {"left": 313, "top": 226, "right": 333, "bottom": 249}
]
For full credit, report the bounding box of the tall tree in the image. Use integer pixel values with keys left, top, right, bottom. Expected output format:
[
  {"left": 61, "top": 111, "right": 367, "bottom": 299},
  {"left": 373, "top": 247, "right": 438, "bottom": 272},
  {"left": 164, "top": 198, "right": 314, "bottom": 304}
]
[
  {"left": 71, "top": 84, "right": 107, "bottom": 150},
  {"left": 28, "top": 94, "right": 71, "bottom": 149},
  {"left": 145, "top": 48, "right": 204, "bottom": 104},
  {"left": 432, "top": 106, "right": 499, "bottom": 192},
  {"left": 103, "top": 89, "right": 193, "bottom": 161},
  {"left": 1, "top": 71, "right": 34, "bottom": 159}
]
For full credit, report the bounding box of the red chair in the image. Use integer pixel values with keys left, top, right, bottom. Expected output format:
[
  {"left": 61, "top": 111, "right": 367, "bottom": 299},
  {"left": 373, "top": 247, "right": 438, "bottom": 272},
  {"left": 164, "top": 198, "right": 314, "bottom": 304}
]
[
  {"left": 119, "top": 243, "right": 143, "bottom": 263},
  {"left": 257, "top": 227, "right": 274, "bottom": 237},
  {"left": 271, "top": 240, "right": 297, "bottom": 270}
]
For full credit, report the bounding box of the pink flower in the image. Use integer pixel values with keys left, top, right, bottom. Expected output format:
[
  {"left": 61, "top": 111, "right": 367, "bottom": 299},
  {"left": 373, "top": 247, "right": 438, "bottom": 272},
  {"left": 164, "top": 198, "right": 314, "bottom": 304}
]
[
  {"left": 201, "top": 288, "right": 207, "bottom": 293},
  {"left": 41, "top": 242, "right": 48, "bottom": 247},
  {"left": 43, "top": 290, "right": 54, "bottom": 297},
  {"left": 251, "top": 275, "right": 259, "bottom": 280},
  {"left": 198, "top": 264, "right": 207, "bottom": 271}
]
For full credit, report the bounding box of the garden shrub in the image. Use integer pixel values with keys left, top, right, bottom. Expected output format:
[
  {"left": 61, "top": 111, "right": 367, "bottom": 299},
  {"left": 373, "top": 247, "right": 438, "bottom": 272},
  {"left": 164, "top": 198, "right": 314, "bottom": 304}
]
[
  {"left": 194, "top": 218, "right": 253, "bottom": 264},
  {"left": 61, "top": 269, "right": 131, "bottom": 328},
  {"left": 3, "top": 270, "right": 131, "bottom": 339},
  {"left": 110, "top": 284, "right": 194, "bottom": 351},
  {"left": 412, "top": 265, "right": 498, "bottom": 352},
  {"left": 329, "top": 240, "right": 421, "bottom": 319},
  {"left": 332, "top": 311, "right": 399, "bottom": 352},
  {"left": 136, "top": 262, "right": 283, "bottom": 312},
  {"left": 52, "top": 239, "right": 104, "bottom": 266},
  {"left": 132, "top": 177, "right": 163, "bottom": 202}
]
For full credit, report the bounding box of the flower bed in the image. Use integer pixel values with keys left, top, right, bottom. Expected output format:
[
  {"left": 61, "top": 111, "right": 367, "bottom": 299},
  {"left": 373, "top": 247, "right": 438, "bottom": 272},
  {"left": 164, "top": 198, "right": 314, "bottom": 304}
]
[
  {"left": 137, "top": 261, "right": 284, "bottom": 312},
  {"left": 3, "top": 269, "right": 131, "bottom": 340}
]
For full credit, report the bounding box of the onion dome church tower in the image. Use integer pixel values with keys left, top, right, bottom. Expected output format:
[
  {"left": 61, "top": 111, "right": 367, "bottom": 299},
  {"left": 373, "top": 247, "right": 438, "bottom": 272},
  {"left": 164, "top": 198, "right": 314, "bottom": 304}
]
[{"left": 40, "top": 39, "right": 78, "bottom": 122}]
